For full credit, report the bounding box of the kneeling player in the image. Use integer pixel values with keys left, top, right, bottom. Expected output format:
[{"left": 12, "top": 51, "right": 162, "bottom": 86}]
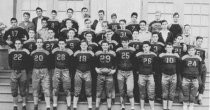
[
  {"left": 136, "top": 41, "right": 157, "bottom": 110},
  {"left": 52, "top": 40, "right": 73, "bottom": 110},
  {"left": 116, "top": 38, "right": 135, "bottom": 110},
  {"left": 181, "top": 46, "right": 201, "bottom": 110},
  {"left": 73, "top": 41, "right": 94, "bottom": 110},
  {"left": 8, "top": 39, "right": 30, "bottom": 110},
  {"left": 31, "top": 38, "right": 51, "bottom": 110},
  {"left": 159, "top": 43, "right": 180, "bottom": 110},
  {"left": 95, "top": 41, "right": 116, "bottom": 110}
]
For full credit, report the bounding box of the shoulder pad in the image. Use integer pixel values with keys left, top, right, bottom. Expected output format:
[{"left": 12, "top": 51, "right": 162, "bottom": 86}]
[
  {"left": 182, "top": 55, "right": 189, "bottom": 60},
  {"left": 52, "top": 48, "right": 59, "bottom": 54},
  {"left": 116, "top": 47, "right": 123, "bottom": 52},
  {"left": 195, "top": 55, "right": 202, "bottom": 61},
  {"left": 109, "top": 50, "right": 116, "bottom": 56},
  {"left": 22, "top": 49, "right": 30, "bottom": 54},
  {"left": 88, "top": 51, "right": 95, "bottom": 56},
  {"left": 66, "top": 49, "right": 73, "bottom": 56},
  {"left": 92, "top": 42, "right": 98, "bottom": 46},
  {"left": 74, "top": 50, "right": 80, "bottom": 57},
  {"left": 150, "top": 52, "right": 157, "bottom": 56},
  {"left": 129, "top": 47, "right": 136, "bottom": 51},
  {"left": 136, "top": 52, "right": 143, "bottom": 57},
  {"left": 157, "top": 42, "right": 165, "bottom": 46},
  {"left": 74, "top": 38, "right": 80, "bottom": 41},
  {"left": 95, "top": 51, "right": 103, "bottom": 56},
  {"left": 111, "top": 40, "right": 118, "bottom": 45},
  {"left": 8, "top": 49, "right": 15, "bottom": 54},
  {"left": 174, "top": 53, "right": 180, "bottom": 58},
  {"left": 159, "top": 53, "right": 165, "bottom": 57}
]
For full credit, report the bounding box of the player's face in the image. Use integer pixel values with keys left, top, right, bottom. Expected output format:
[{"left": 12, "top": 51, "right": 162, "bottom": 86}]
[
  {"left": 98, "top": 12, "right": 104, "bottom": 19},
  {"left": 122, "top": 41, "right": 129, "bottom": 48},
  {"left": 165, "top": 45, "right": 173, "bottom": 53},
  {"left": 67, "top": 30, "right": 75, "bottom": 38},
  {"left": 184, "top": 25, "right": 191, "bottom": 34},
  {"left": 29, "top": 30, "right": 35, "bottom": 39},
  {"left": 36, "top": 9, "right": 42, "bottom": 17},
  {"left": 175, "top": 36, "right": 183, "bottom": 43},
  {"left": 102, "top": 23, "right": 108, "bottom": 30},
  {"left": 23, "top": 14, "right": 30, "bottom": 21},
  {"left": 143, "top": 44, "right": 150, "bottom": 52},
  {"left": 161, "top": 22, "right": 168, "bottom": 29},
  {"left": 151, "top": 34, "right": 159, "bottom": 42},
  {"left": 140, "top": 22, "right": 146, "bottom": 30},
  {"left": 105, "top": 32, "right": 113, "bottom": 41},
  {"left": 41, "top": 20, "right": 47, "bottom": 28},
  {"left": 51, "top": 12, "right": 57, "bottom": 19},
  {"left": 85, "top": 20, "right": 91, "bottom": 28},
  {"left": 15, "top": 40, "right": 22, "bottom": 49},
  {"left": 173, "top": 15, "right": 179, "bottom": 23},
  {"left": 11, "top": 20, "right": 18, "bottom": 27},
  {"left": 188, "top": 48, "right": 196, "bottom": 56},
  {"left": 131, "top": 15, "right": 137, "bottom": 22},
  {"left": 111, "top": 16, "right": 117, "bottom": 22},
  {"left": 80, "top": 42, "right": 88, "bottom": 51},
  {"left": 67, "top": 10, "right": 73, "bottom": 18},
  {"left": 58, "top": 41, "right": 66, "bottom": 49},
  {"left": 82, "top": 9, "right": 88, "bottom": 16},
  {"left": 102, "top": 43, "right": 109, "bottom": 51},
  {"left": 85, "top": 34, "right": 92, "bottom": 42},
  {"left": 196, "top": 39, "right": 203, "bottom": 46},
  {"left": 155, "top": 13, "right": 161, "bottom": 20},
  {"left": 119, "top": 21, "right": 126, "bottom": 29},
  {"left": 132, "top": 31, "right": 139, "bottom": 39},
  {"left": 48, "top": 30, "right": 55, "bottom": 39},
  {"left": 36, "top": 39, "right": 43, "bottom": 48},
  {"left": 66, "top": 20, "right": 73, "bottom": 28}
]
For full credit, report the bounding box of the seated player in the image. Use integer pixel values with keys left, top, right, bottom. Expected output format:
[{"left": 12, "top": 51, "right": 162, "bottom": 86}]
[
  {"left": 60, "top": 19, "right": 77, "bottom": 40},
  {"left": 194, "top": 36, "right": 207, "bottom": 104},
  {"left": 95, "top": 41, "right": 116, "bottom": 110},
  {"left": 108, "top": 13, "right": 120, "bottom": 32},
  {"left": 66, "top": 28, "right": 81, "bottom": 52},
  {"left": 126, "top": 12, "right": 140, "bottom": 32},
  {"left": 150, "top": 32, "right": 165, "bottom": 55},
  {"left": 181, "top": 46, "right": 202, "bottom": 110},
  {"left": 173, "top": 35, "right": 187, "bottom": 57},
  {"left": 8, "top": 39, "right": 30, "bottom": 110},
  {"left": 129, "top": 29, "right": 143, "bottom": 52},
  {"left": 116, "top": 38, "right": 136, "bottom": 110},
  {"left": 159, "top": 43, "right": 180, "bottom": 110},
  {"left": 73, "top": 40, "right": 95, "bottom": 110},
  {"left": 31, "top": 38, "right": 51, "bottom": 110},
  {"left": 136, "top": 41, "right": 157, "bottom": 110},
  {"left": 52, "top": 40, "right": 74, "bottom": 110},
  {"left": 85, "top": 32, "right": 99, "bottom": 53},
  {"left": 79, "top": 18, "right": 96, "bottom": 41},
  {"left": 43, "top": 29, "right": 58, "bottom": 53}
]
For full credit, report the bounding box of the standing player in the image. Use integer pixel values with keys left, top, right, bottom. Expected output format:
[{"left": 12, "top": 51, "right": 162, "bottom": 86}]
[
  {"left": 66, "top": 29, "right": 81, "bottom": 52},
  {"left": 126, "top": 12, "right": 140, "bottom": 32},
  {"left": 129, "top": 29, "right": 143, "bottom": 52},
  {"left": 116, "top": 38, "right": 136, "bottom": 110},
  {"left": 136, "top": 41, "right": 157, "bottom": 110},
  {"left": 8, "top": 39, "right": 30, "bottom": 110},
  {"left": 31, "top": 38, "right": 51, "bottom": 110},
  {"left": 181, "top": 46, "right": 201, "bottom": 110},
  {"left": 52, "top": 40, "right": 73, "bottom": 110},
  {"left": 73, "top": 41, "right": 95, "bottom": 110},
  {"left": 108, "top": 13, "right": 120, "bottom": 32},
  {"left": 48, "top": 10, "right": 60, "bottom": 38},
  {"left": 194, "top": 36, "right": 207, "bottom": 104},
  {"left": 95, "top": 41, "right": 116, "bottom": 110},
  {"left": 159, "top": 43, "right": 180, "bottom": 110}
]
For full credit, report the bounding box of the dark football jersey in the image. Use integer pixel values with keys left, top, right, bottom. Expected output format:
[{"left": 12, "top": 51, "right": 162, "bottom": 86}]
[
  {"left": 173, "top": 44, "right": 185, "bottom": 57},
  {"left": 136, "top": 52, "right": 157, "bottom": 75},
  {"left": 61, "top": 18, "right": 79, "bottom": 32},
  {"left": 95, "top": 31, "right": 106, "bottom": 43},
  {"left": 66, "top": 38, "right": 80, "bottom": 52},
  {"left": 181, "top": 55, "right": 202, "bottom": 79},
  {"left": 8, "top": 49, "right": 30, "bottom": 70},
  {"left": 108, "top": 23, "right": 120, "bottom": 32},
  {"left": 74, "top": 51, "right": 94, "bottom": 72},
  {"left": 126, "top": 24, "right": 140, "bottom": 33},
  {"left": 88, "top": 42, "right": 99, "bottom": 53},
  {"left": 159, "top": 53, "right": 180, "bottom": 75},
  {"left": 195, "top": 47, "right": 205, "bottom": 63},
  {"left": 23, "top": 39, "right": 36, "bottom": 53},
  {"left": 169, "top": 24, "right": 183, "bottom": 39},
  {"left": 52, "top": 48, "right": 73, "bottom": 69},
  {"left": 128, "top": 40, "right": 143, "bottom": 52},
  {"left": 116, "top": 47, "right": 136, "bottom": 71},
  {"left": 31, "top": 49, "right": 49, "bottom": 69},
  {"left": 151, "top": 42, "right": 164, "bottom": 55},
  {"left": 112, "top": 29, "right": 132, "bottom": 44},
  {"left": 95, "top": 50, "right": 116, "bottom": 69},
  {"left": 43, "top": 39, "right": 58, "bottom": 53},
  {"left": 79, "top": 30, "right": 96, "bottom": 41},
  {"left": 48, "top": 20, "right": 60, "bottom": 36}
]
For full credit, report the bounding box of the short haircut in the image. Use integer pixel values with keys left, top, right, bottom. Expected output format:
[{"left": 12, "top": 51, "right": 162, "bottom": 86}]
[
  {"left": 48, "top": 28, "right": 55, "bottom": 33},
  {"left": 152, "top": 32, "right": 159, "bottom": 36},
  {"left": 23, "top": 12, "right": 30, "bottom": 16},
  {"left": 15, "top": 39, "right": 23, "bottom": 44},
  {"left": 161, "top": 20, "right": 168, "bottom": 24},
  {"left": 142, "top": 41, "right": 151, "bottom": 46},
  {"left": 67, "top": 8, "right": 74, "bottom": 13},
  {"left": 36, "top": 38, "right": 44, "bottom": 42},
  {"left": 84, "top": 18, "right": 91, "bottom": 23},
  {"left": 188, "top": 45, "right": 196, "bottom": 50},
  {"left": 102, "top": 21, "right": 109, "bottom": 25},
  {"left": 119, "top": 19, "right": 126, "bottom": 24},
  {"left": 139, "top": 20, "right": 147, "bottom": 25},
  {"left": 131, "top": 12, "right": 138, "bottom": 17},
  {"left": 36, "top": 7, "right": 42, "bottom": 12},
  {"left": 51, "top": 10, "right": 57, "bottom": 14},
  {"left": 28, "top": 28, "right": 35, "bottom": 33},
  {"left": 68, "top": 28, "right": 76, "bottom": 33},
  {"left": 111, "top": 13, "right": 117, "bottom": 18},
  {"left": 132, "top": 29, "right": 139, "bottom": 33},
  {"left": 196, "top": 36, "right": 203, "bottom": 41},
  {"left": 121, "top": 37, "right": 129, "bottom": 42},
  {"left": 10, "top": 18, "right": 17, "bottom": 22},
  {"left": 101, "top": 40, "right": 108, "bottom": 45},
  {"left": 176, "top": 34, "right": 182, "bottom": 38},
  {"left": 98, "top": 10, "right": 105, "bottom": 14},
  {"left": 173, "top": 12, "right": 179, "bottom": 17},
  {"left": 85, "top": 32, "right": 93, "bottom": 36},
  {"left": 81, "top": 7, "right": 88, "bottom": 11},
  {"left": 58, "top": 39, "right": 66, "bottom": 43},
  {"left": 80, "top": 39, "right": 88, "bottom": 45},
  {"left": 184, "top": 24, "right": 191, "bottom": 28},
  {"left": 41, "top": 18, "right": 48, "bottom": 22},
  {"left": 165, "top": 42, "right": 173, "bottom": 47}
]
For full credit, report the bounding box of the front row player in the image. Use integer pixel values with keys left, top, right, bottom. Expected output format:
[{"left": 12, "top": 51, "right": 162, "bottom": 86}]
[
  {"left": 31, "top": 38, "right": 51, "bottom": 110},
  {"left": 9, "top": 39, "right": 30, "bottom": 110},
  {"left": 95, "top": 41, "right": 116, "bottom": 110},
  {"left": 52, "top": 40, "right": 73, "bottom": 110},
  {"left": 136, "top": 41, "right": 157, "bottom": 110}
]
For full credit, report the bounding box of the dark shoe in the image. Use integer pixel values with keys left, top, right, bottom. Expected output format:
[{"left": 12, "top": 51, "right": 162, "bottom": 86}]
[
  {"left": 88, "top": 108, "right": 92, "bottom": 110},
  {"left": 22, "top": 106, "right": 26, "bottom": 110},
  {"left": 198, "top": 99, "right": 202, "bottom": 105},
  {"left": 108, "top": 108, "right": 111, "bottom": 110},
  {"left": 111, "top": 99, "right": 115, "bottom": 104},
  {"left": 95, "top": 107, "right": 99, "bottom": 110},
  {"left": 34, "top": 105, "right": 38, "bottom": 110},
  {"left": 46, "top": 108, "right": 50, "bottom": 110},
  {"left": 53, "top": 107, "right": 57, "bottom": 110},
  {"left": 73, "top": 107, "right": 77, "bottom": 110},
  {"left": 67, "top": 106, "right": 71, "bottom": 110},
  {"left": 14, "top": 106, "right": 18, "bottom": 110},
  {"left": 121, "top": 108, "right": 125, "bottom": 110}
]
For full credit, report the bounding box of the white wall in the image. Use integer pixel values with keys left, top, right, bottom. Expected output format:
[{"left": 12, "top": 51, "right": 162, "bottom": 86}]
[{"left": 0, "top": 0, "right": 14, "bottom": 27}]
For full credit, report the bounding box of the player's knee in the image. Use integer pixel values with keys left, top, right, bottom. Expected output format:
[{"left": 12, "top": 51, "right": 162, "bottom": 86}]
[
  {"left": 64, "top": 90, "right": 71, "bottom": 96},
  {"left": 127, "top": 90, "right": 134, "bottom": 98},
  {"left": 106, "top": 93, "right": 112, "bottom": 98},
  {"left": 12, "top": 91, "right": 18, "bottom": 97},
  {"left": 96, "top": 92, "right": 102, "bottom": 98},
  {"left": 119, "top": 91, "right": 125, "bottom": 97},
  {"left": 140, "top": 94, "right": 146, "bottom": 100},
  {"left": 162, "top": 93, "right": 168, "bottom": 100},
  {"left": 86, "top": 90, "right": 92, "bottom": 97},
  {"left": 53, "top": 89, "right": 58, "bottom": 96},
  {"left": 74, "top": 90, "right": 80, "bottom": 97},
  {"left": 44, "top": 90, "right": 50, "bottom": 97}
]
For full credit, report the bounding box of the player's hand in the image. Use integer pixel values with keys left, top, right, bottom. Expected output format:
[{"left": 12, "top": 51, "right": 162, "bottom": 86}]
[
  {"left": 95, "top": 68, "right": 102, "bottom": 74},
  {"left": 109, "top": 69, "right": 116, "bottom": 75},
  {"left": 6, "top": 40, "right": 13, "bottom": 45}
]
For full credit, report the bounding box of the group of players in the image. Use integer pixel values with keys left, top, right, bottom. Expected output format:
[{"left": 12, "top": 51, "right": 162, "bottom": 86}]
[{"left": 2, "top": 7, "right": 207, "bottom": 110}]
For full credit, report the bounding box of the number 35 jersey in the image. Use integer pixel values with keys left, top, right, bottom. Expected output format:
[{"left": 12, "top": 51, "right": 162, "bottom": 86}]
[
  {"left": 8, "top": 49, "right": 30, "bottom": 70},
  {"left": 136, "top": 52, "right": 157, "bottom": 75},
  {"left": 95, "top": 50, "right": 116, "bottom": 69},
  {"left": 159, "top": 53, "right": 180, "bottom": 75},
  {"left": 31, "top": 49, "right": 50, "bottom": 69}
]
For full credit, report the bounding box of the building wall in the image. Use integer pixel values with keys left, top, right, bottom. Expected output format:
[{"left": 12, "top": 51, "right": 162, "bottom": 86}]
[{"left": 0, "top": 0, "right": 14, "bottom": 26}]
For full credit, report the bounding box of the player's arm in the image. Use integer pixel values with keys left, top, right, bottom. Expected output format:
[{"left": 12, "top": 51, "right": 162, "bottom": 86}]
[{"left": 8, "top": 50, "right": 13, "bottom": 68}]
